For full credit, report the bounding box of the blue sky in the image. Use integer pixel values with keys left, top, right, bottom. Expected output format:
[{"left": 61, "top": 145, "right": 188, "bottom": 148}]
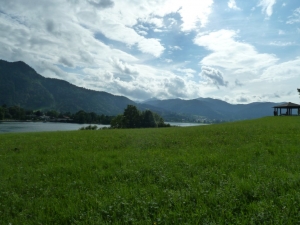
[{"left": 0, "top": 0, "right": 299, "bottom": 103}]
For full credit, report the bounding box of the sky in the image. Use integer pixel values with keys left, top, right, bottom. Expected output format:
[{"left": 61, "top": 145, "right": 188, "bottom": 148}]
[{"left": 0, "top": 0, "right": 300, "bottom": 104}]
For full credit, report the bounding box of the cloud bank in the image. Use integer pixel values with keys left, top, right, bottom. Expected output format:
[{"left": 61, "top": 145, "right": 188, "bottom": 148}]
[{"left": 0, "top": 0, "right": 299, "bottom": 104}]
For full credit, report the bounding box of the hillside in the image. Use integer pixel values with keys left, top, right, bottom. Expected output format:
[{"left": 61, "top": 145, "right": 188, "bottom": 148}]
[
  {"left": 144, "top": 97, "right": 280, "bottom": 121},
  {"left": 0, "top": 60, "right": 135, "bottom": 115}
]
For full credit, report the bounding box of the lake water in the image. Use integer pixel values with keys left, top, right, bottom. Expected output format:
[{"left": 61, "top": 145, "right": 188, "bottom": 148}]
[
  {"left": 0, "top": 121, "right": 206, "bottom": 134},
  {"left": 0, "top": 122, "right": 109, "bottom": 134},
  {"left": 167, "top": 122, "right": 207, "bottom": 127}
]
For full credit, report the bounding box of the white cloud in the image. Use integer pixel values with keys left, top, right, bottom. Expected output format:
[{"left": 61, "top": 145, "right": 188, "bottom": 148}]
[
  {"left": 170, "top": 46, "right": 182, "bottom": 51},
  {"left": 200, "top": 66, "right": 228, "bottom": 88},
  {"left": 155, "top": 0, "right": 214, "bottom": 31},
  {"left": 177, "top": 68, "right": 196, "bottom": 74},
  {"left": 164, "top": 59, "right": 173, "bottom": 63},
  {"left": 136, "top": 24, "right": 149, "bottom": 31},
  {"left": 78, "top": 16, "right": 165, "bottom": 57},
  {"left": 153, "top": 28, "right": 164, "bottom": 33},
  {"left": 0, "top": 0, "right": 213, "bottom": 59},
  {"left": 137, "top": 38, "right": 165, "bottom": 57},
  {"left": 194, "top": 29, "right": 278, "bottom": 74},
  {"left": 235, "top": 79, "right": 243, "bottom": 86},
  {"left": 58, "top": 57, "right": 74, "bottom": 68},
  {"left": 163, "top": 76, "right": 188, "bottom": 98},
  {"left": 69, "top": 1, "right": 168, "bottom": 57},
  {"left": 146, "top": 17, "right": 164, "bottom": 28},
  {"left": 87, "top": 0, "right": 114, "bottom": 9},
  {"left": 228, "top": 58, "right": 300, "bottom": 104},
  {"left": 176, "top": 68, "right": 196, "bottom": 78},
  {"left": 228, "top": 0, "right": 241, "bottom": 10},
  {"left": 259, "top": 58, "right": 300, "bottom": 82},
  {"left": 258, "top": 0, "right": 276, "bottom": 17},
  {"left": 236, "top": 96, "right": 249, "bottom": 103},
  {"left": 112, "top": 58, "right": 139, "bottom": 75},
  {"left": 137, "top": 30, "right": 148, "bottom": 36},
  {"left": 176, "top": 0, "right": 214, "bottom": 31},
  {"left": 269, "top": 41, "right": 294, "bottom": 46},
  {"left": 167, "top": 18, "right": 177, "bottom": 28},
  {"left": 79, "top": 60, "right": 202, "bottom": 101},
  {"left": 287, "top": 7, "right": 300, "bottom": 24}
]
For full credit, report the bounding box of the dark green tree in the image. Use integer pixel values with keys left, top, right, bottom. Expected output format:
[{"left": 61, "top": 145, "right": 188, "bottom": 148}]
[
  {"left": 46, "top": 110, "right": 59, "bottom": 118},
  {"left": 141, "top": 110, "right": 157, "bottom": 128},
  {"left": 0, "top": 107, "right": 4, "bottom": 120},
  {"left": 153, "top": 112, "right": 169, "bottom": 127},
  {"left": 100, "top": 114, "right": 112, "bottom": 124},
  {"left": 110, "top": 105, "right": 169, "bottom": 129},
  {"left": 63, "top": 112, "right": 72, "bottom": 118},
  {"left": 8, "top": 106, "right": 25, "bottom": 120},
  {"left": 110, "top": 115, "right": 125, "bottom": 128},
  {"left": 74, "top": 110, "right": 87, "bottom": 124},
  {"left": 3, "top": 107, "right": 11, "bottom": 119},
  {"left": 89, "top": 112, "right": 98, "bottom": 123},
  {"left": 35, "top": 110, "right": 43, "bottom": 117},
  {"left": 123, "top": 105, "right": 141, "bottom": 128}
]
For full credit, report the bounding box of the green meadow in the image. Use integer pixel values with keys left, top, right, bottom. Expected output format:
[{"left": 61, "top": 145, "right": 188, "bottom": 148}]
[{"left": 1, "top": 117, "right": 300, "bottom": 224}]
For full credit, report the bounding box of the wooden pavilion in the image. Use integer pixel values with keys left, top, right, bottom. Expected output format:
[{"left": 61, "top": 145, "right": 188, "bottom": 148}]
[{"left": 273, "top": 102, "right": 300, "bottom": 116}]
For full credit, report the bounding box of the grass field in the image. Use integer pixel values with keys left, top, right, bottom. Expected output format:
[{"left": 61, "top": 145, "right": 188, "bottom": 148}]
[{"left": 0, "top": 117, "right": 300, "bottom": 224}]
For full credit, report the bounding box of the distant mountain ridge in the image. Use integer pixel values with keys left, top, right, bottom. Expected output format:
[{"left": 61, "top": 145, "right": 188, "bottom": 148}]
[
  {"left": 143, "top": 97, "right": 280, "bottom": 121},
  {"left": 0, "top": 60, "right": 281, "bottom": 121}
]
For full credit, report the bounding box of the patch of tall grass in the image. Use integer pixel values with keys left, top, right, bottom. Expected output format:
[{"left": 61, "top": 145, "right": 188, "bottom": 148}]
[{"left": 0, "top": 117, "right": 300, "bottom": 224}]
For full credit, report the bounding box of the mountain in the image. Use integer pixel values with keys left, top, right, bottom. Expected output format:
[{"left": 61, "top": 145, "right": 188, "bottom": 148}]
[
  {"left": 0, "top": 60, "right": 281, "bottom": 121},
  {"left": 0, "top": 60, "right": 135, "bottom": 115},
  {"left": 143, "top": 97, "right": 281, "bottom": 121}
]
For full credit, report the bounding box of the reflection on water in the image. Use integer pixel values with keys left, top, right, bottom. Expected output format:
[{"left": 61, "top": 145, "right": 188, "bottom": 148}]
[{"left": 0, "top": 122, "right": 109, "bottom": 133}]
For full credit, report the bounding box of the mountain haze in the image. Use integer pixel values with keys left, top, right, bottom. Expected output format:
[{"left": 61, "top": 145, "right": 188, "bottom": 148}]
[{"left": 143, "top": 98, "right": 279, "bottom": 121}]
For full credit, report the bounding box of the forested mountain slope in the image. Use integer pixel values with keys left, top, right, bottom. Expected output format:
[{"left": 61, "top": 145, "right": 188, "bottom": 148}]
[{"left": 0, "top": 60, "right": 134, "bottom": 115}]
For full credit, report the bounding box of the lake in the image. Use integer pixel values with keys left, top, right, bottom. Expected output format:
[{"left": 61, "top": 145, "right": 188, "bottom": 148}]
[
  {"left": 0, "top": 121, "right": 207, "bottom": 134},
  {"left": 0, "top": 122, "right": 109, "bottom": 134},
  {"left": 167, "top": 122, "right": 208, "bottom": 127}
]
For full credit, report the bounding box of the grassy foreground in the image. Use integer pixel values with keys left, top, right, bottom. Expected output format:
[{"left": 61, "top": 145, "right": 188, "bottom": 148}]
[{"left": 0, "top": 117, "right": 300, "bottom": 224}]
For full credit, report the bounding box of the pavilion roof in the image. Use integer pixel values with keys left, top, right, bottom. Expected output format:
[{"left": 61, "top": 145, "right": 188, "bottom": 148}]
[{"left": 273, "top": 102, "right": 300, "bottom": 108}]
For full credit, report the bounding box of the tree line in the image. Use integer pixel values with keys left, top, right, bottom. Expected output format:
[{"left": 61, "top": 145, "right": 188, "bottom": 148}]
[
  {"left": 0, "top": 104, "right": 170, "bottom": 128},
  {"left": 0, "top": 105, "right": 27, "bottom": 121},
  {"left": 0, "top": 105, "right": 113, "bottom": 124},
  {"left": 0, "top": 104, "right": 169, "bottom": 128},
  {"left": 110, "top": 105, "right": 170, "bottom": 128}
]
